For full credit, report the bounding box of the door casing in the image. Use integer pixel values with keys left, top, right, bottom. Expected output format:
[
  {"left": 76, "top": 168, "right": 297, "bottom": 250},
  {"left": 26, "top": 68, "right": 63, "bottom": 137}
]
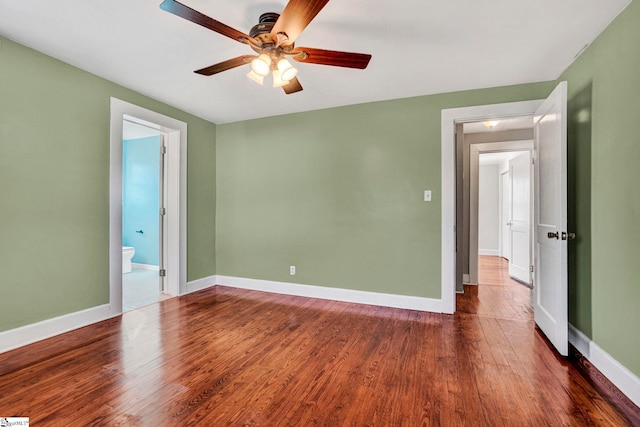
[
  {"left": 499, "top": 170, "right": 510, "bottom": 259},
  {"left": 109, "top": 98, "right": 187, "bottom": 315}
]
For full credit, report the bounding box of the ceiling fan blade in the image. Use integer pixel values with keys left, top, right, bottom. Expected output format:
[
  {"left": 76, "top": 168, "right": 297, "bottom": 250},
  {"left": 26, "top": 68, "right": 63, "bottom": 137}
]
[
  {"left": 160, "top": 0, "right": 254, "bottom": 44},
  {"left": 283, "top": 77, "right": 303, "bottom": 94},
  {"left": 270, "top": 0, "right": 330, "bottom": 45},
  {"left": 290, "top": 47, "right": 371, "bottom": 69},
  {"left": 194, "top": 55, "right": 253, "bottom": 76}
]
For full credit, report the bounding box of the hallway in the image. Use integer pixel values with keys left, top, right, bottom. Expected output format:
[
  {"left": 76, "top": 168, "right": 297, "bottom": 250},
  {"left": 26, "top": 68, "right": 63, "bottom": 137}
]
[{"left": 458, "top": 255, "right": 532, "bottom": 320}]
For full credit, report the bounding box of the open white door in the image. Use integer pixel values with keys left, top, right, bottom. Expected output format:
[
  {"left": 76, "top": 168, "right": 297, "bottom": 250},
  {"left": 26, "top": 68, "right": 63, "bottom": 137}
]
[
  {"left": 533, "top": 81, "right": 568, "bottom": 356},
  {"left": 509, "top": 152, "right": 532, "bottom": 284}
]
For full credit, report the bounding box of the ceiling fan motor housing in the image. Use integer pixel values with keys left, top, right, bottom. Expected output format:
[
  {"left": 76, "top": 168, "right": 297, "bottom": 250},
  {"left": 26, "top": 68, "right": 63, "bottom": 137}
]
[{"left": 249, "top": 13, "right": 280, "bottom": 44}]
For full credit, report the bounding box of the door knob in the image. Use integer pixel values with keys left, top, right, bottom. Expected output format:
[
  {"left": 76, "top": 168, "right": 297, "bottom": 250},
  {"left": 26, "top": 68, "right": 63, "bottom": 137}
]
[
  {"left": 562, "top": 232, "right": 576, "bottom": 241},
  {"left": 547, "top": 231, "right": 559, "bottom": 239}
]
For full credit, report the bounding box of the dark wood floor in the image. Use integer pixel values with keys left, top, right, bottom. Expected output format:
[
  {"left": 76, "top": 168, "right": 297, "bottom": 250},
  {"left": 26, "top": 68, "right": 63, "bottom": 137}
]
[
  {"left": 0, "top": 257, "right": 634, "bottom": 426},
  {"left": 458, "top": 255, "right": 532, "bottom": 321}
]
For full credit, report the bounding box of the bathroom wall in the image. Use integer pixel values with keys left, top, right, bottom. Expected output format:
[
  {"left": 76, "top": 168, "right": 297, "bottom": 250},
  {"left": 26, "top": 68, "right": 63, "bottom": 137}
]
[{"left": 123, "top": 135, "right": 161, "bottom": 266}]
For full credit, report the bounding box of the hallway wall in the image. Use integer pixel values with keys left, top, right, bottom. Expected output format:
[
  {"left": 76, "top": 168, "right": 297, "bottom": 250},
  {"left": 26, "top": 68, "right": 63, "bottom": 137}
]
[{"left": 478, "top": 164, "right": 500, "bottom": 255}]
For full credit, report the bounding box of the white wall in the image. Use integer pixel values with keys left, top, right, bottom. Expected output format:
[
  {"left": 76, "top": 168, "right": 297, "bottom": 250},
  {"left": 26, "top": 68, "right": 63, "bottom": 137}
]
[{"left": 478, "top": 164, "right": 500, "bottom": 255}]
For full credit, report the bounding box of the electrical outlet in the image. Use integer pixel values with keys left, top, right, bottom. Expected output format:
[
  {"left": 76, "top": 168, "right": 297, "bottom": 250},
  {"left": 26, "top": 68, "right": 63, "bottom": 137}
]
[{"left": 290, "top": 265, "right": 296, "bottom": 275}]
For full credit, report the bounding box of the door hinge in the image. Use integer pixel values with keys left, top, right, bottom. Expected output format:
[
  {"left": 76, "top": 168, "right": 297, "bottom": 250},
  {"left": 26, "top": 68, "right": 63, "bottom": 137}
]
[
  {"left": 160, "top": 146, "right": 167, "bottom": 154},
  {"left": 159, "top": 207, "right": 166, "bottom": 216},
  {"left": 530, "top": 265, "right": 534, "bottom": 273},
  {"left": 159, "top": 269, "right": 166, "bottom": 277}
]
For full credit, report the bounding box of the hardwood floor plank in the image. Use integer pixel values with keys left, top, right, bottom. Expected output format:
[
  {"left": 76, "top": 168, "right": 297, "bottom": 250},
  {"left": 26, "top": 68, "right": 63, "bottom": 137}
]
[{"left": 0, "top": 258, "right": 635, "bottom": 426}]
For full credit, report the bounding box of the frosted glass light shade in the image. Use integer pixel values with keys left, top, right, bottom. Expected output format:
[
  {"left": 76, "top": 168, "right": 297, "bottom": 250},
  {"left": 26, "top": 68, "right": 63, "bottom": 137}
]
[
  {"left": 272, "top": 69, "right": 288, "bottom": 87},
  {"left": 246, "top": 70, "right": 264, "bottom": 85},
  {"left": 277, "top": 58, "right": 298, "bottom": 81},
  {"left": 251, "top": 54, "right": 272, "bottom": 77}
]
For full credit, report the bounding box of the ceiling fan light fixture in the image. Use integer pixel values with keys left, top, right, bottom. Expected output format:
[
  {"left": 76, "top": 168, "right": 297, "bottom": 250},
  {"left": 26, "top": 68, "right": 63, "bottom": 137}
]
[
  {"left": 272, "top": 69, "right": 289, "bottom": 87},
  {"left": 251, "top": 54, "right": 272, "bottom": 76},
  {"left": 277, "top": 58, "right": 298, "bottom": 81},
  {"left": 246, "top": 70, "right": 264, "bottom": 85},
  {"left": 482, "top": 120, "right": 500, "bottom": 128},
  {"left": 160, "top": 0, "right": 372, "bottom": 95}
]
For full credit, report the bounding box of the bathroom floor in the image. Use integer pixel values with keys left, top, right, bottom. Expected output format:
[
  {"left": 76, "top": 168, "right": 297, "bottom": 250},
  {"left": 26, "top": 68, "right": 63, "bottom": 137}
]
[{"left": 123, "top": 268, "right": 170, "bottom": 312}]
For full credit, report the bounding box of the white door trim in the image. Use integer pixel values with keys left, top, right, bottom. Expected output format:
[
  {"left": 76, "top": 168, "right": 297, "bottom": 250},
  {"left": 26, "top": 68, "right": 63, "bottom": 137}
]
[
  {"left": 441, "top": 100, "right": 542, "bottom": 314},
  {"left": 499, "top": 170, "right": 509, "bottom": 259},
  {"left": 109, "top": 98, "right": 187, "bottom": 315}
]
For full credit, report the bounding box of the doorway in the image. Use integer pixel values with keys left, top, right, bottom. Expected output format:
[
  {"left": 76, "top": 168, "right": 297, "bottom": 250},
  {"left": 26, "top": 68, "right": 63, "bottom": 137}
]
[
  {"left": 479, "top": 149, "right": 533, "bottom": 286},
  {"left": 457, "top": 117, "right": 534, "bottom": 292},
  {"left": 121, "top": 119, "right": 167, "bottom": 311},
  {"left": 109, "top": 98, "right": 188, "bottom": 315},
  {"left": 477, "top": 149, "right": 534, "bottom": 310},
  {"left": 441, "top": 99, "right": 543, "bottom": 314},
  {"left": 443, "top": 83, "right": 569, "bottom": 356}
]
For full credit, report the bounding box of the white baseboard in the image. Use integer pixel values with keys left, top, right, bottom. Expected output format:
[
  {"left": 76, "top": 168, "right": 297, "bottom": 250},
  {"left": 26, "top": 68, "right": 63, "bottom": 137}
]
[
  {"left": 569, "top": 324, "right": 640, "bottom": 407},
  {"left": 590, "top": 341, "right": 640, "bottom": 407},
  {"left": 0, "top": 304, "right": 117, "bottom": 355},
  {"left": 216, "top": 276, "right": 443, "bottom": 313},
  {"left": 132, "top": 263, "right": 159, "bottom": 271},
  {"left": 479, "top": 249, "right": 500, "bottom": 256},
  {"left": 569, "top": 324, "right": 591, "bottom": 357},
  {"left": 185, "top": 275, "right": 218, "bottom": 294}
]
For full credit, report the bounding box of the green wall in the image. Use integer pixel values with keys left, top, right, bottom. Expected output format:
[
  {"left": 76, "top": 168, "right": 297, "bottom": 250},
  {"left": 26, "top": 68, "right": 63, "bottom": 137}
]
[
  {"left": 559, "top": 0, "right": 640, "bottom": 376},
  {"left": 216, "top": 81, "right": 554, "bottom": 299},
  {"left": 0, "top": 37, "right": 217, "bottom": 332},
  {"left": 567, "top": 84, "right": 593, "bottom": 337}
]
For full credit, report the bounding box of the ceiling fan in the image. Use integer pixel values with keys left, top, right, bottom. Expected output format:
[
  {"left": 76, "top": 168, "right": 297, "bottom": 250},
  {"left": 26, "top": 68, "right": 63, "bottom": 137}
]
[{"left": 159, "top": 0, "right": 372, "bottom": 94}]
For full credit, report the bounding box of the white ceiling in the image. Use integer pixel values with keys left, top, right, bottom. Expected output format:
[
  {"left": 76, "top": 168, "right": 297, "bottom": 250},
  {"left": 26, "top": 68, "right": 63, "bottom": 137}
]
[
  {"left": 123, "top": 120, "right": 162, "bottom": 140},
  {"left": 479, "top": 151, "right": 528, "bottom": 166},
  {"left": 0, "top": 0, "right": 630, "bottom": 124},
  {"left": 464, "top": 115, "right": 533, "bottom": 134}
]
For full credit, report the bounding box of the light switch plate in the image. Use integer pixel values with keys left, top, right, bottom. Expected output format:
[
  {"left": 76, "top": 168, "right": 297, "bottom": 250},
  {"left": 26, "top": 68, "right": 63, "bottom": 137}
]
[{"left": 424, "top": 190, "right": 432, "bottom": 202}]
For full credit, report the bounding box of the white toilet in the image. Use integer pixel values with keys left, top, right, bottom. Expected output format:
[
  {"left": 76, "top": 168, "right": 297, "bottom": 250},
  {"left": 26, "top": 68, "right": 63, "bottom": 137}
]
[{"left": 122, "top": 246, "right": 135, "bottom": 274}]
